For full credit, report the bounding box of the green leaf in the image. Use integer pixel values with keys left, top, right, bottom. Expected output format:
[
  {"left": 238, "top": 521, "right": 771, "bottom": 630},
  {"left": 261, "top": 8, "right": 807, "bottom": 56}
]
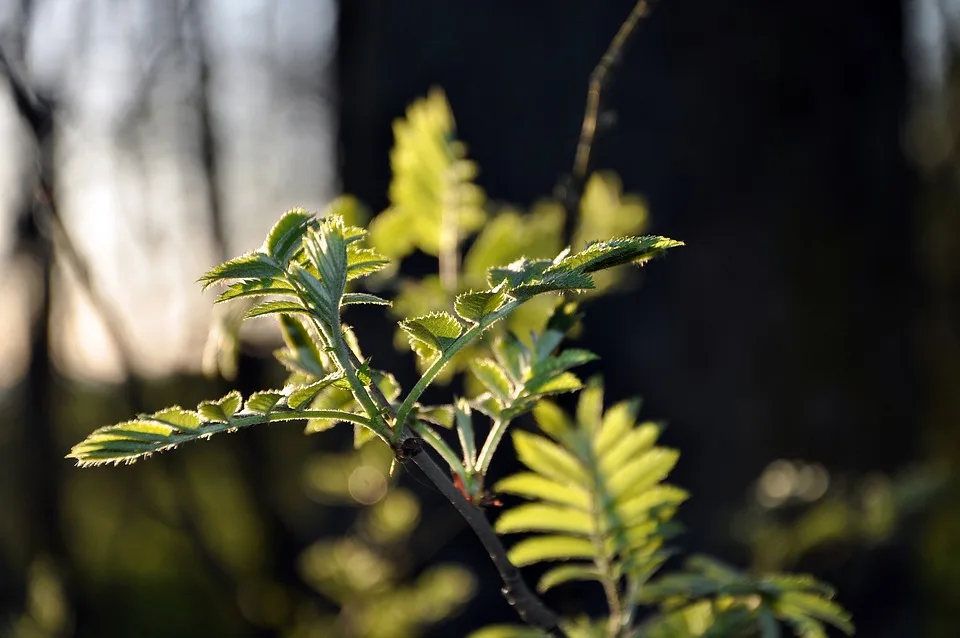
[
  {"left": 594, "top": 399, "right": 641, "bottom": 456},
  {"left": 524, "top": 349, "right": 598, "bottom": 394},
  {"left": 291, "top": 265, "right": 338, "bottom": 324},
  {"left": 487, "top": 257, "right": 552, "bottom": 289},
  {"left": 455, "top": 398, "right": 477, "bottom": 467},
  {"left": 467, "top": 626, "right": 547, "bottom": 638},
  {"left": 245, "top": 391, "right": 284, "bottom": 414},
  {"left": 198, "top": 391, "right": 242, "bottom": 423},
  {"left": 69, "top": 420, "right": 194, "bottom": 466},
  {"left": 454, "top": 287, "right": 509, "bottom": 322},
  {"left": 288, "top": 373, "right": 346, "bottom": 410},
  {"left": 399, "top": 312, "right": 463, "bottom": 357},
  {"left": 471, "top": 359, "right": 513, "bottom": 402},
  {"left": 537, "top": 564, "right": 602, "bottom": 593},
  {"left": 598, "top": 423, "right": 660, "bottom": 476},
  {"left": 547, "top": 235, "right": 683, "bottom": 275},
  {"left": 513, "top": 430, "right": 590, "bottom": 487},
  {"left": 276, "top": 315, "right": 328, "bottom": 378},
  {"left": 495, "top": 504, "right": 593, "bottom": 536},
  {"left": 760, "top": 574, "right": 836, "bottom": 598},
  {"left": 354, "top": 422, "right": 378, "bottom": 448},
  {"left": 199, "top": 252, "right": 283, "bottom": 289},
  {"left": 525, "top": 372, "right": 583, "bottom": 397},
  {"left": 491, "top": 332, "right": 529, "bottom": 385},
  {"left": 575, "top": 379, "right": 604, "bottom": 433},
  {"left": 303, "top": 218, "right": 349, "bottom": 319},
  {"left": 776, "top": 592, "right": 854, "bottom": 635},
  {"left": 216, "top": 278, "right": 296, "bottom": 303},
  {"left": 607, "top": 448, "right": 680, "bottom": 501},
  {"left": 245, "top": 300, "right": 310, "bottom": 319},
  {"left": 341, "top": 292, "right": 391, "bottom": 307},
  {"left": 511, "top": 270, "right": 595, "bottom": 299},
  {"left": 148, "top": 407, "right": 202, "bottom": 430},
  {"left": 494, "top": 472, "right": 591, "bottom": 509},
  {"left": 417, "top": 404, "right": 455, "bottom": 428},
  {"left": 531, "top": 401, "right": 573, "bottom": 441},
  {"left": 617, "top": 485, "right": 689, "bottom": 524},
  {"left": 506, "top": 535, "right": 595, "bottom": 566},
  {"left": 264, "top": 208, "right": 314, "bottom": 265},
  {"left": 346, "top": 247, "right": 390, "bottom": 280}
]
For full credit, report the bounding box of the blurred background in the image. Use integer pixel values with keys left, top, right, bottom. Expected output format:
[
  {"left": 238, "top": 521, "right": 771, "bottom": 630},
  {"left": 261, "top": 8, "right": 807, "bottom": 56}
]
[{"left": 1, "top": 0, "right": 959, "bottom": 636}]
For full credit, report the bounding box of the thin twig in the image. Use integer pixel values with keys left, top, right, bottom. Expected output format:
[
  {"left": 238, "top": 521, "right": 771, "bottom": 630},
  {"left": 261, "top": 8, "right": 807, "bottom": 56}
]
[
  {"left": 398, "top": 436, "right": 565, "bottom": 636},
  {"left": 561, "top": 0, "right": 656, "bottom": 244}
]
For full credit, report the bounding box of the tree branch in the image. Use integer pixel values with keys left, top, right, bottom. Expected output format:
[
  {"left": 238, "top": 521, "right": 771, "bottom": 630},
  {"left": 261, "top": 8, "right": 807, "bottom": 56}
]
[
  {"left": 398, "top": 435, "right": 565, "bottom": 636},
  {"left": 339, "top": 348, "right": 565, "bottom": 634},
  {"left": 560, "top": 0, "right": 656, "bottom": 245}
]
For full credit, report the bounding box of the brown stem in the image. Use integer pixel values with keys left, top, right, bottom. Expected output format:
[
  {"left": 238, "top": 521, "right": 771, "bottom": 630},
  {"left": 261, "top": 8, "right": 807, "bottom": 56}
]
[
  {"left": 398, "top": 436, "right": 565, "bottom": 635},
  {"left": 561, "top": 0, "right": 656, "bottom": 245},
  {"left": 340, "top": 348, "right": 564, "bottom": 634}
]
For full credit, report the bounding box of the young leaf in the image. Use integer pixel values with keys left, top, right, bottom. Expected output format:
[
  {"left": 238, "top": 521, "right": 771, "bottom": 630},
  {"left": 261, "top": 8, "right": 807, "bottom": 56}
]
[
  {"left": 494, "top": 504, "right": 594, "bottom": 536},
  {"left": 536, "top": 564, "right": 603, "bottom": 593},
  {"left": 341, "top": 292, "right": 391, "bottom": 307},
  {"left": 454, "top": 286, "right": 509, "bottom": 323},
  {"left": 245, "top": 300, "right": 310, "bottom": 319},
  {"left": 523, "top": 349, "right": 598, "bottom": 395},
  {"left": 346, "top": 247, "right": 390, "bottom": 280},
  {"left": 607, "top": 448, "right": 679, "bottom": 501},
  {"left": 287, "top": 372, "right": 346, "bottom": 410},
  {"left": 531, "top": 401, "right": 574, "bottom": 442},
  {"left": 494, "top": 473, "right": 591, "bottom": 510},
  {"left": 506, "top": 536, "right": 595, "bottom": 567},
  {"left": 510, "top": 270, "right": 596, "bottom": 299},
  {"left": 399, "top": 311, "right": 463, "bottom": 359},
  {"left": 148, "top": 407, "right": 203, "bottom": 430},
  {"left": 302, "top": 219, "right": 349, "bottom": 319},
  {"left": 547, "top": 235, "right": 683, "bottom": 275},
  {"left": 470, "top": 359, "right": 514, "bottom": 403},
  {"left": 492, "top": 332, "right": 530, "bottom": 385},
  {"left": 512, "top": 430, "right": 590, "bottom": 487},
  {"left": 276, "top": 315, "right": 328, "bottom": 379},
  {"left": 487, "top": 257, "right": 552, "bottom": 289},
  {"left": 245, "top": 391, "right": 284, "bottom": 414},
  {"left": 216, "top": 278, "right": 296, "bottom": 303},
  {"left": 263, "top": 207, "right": 314, "bottom": 265},
  {"left": 198, "top": 390, "right": 242, "bottom": 423},
  {"left": 455, "top": 398, "right": 477, "bottom": 467},
  {"left": 199, "top": 252, "right": 284, "bottom": 289}
]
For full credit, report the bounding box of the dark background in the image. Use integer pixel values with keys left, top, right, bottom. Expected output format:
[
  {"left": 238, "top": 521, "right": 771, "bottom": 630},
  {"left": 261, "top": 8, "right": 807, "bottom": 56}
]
[{"left": 2, "top": 0, "right": 958, "bottom": 636}]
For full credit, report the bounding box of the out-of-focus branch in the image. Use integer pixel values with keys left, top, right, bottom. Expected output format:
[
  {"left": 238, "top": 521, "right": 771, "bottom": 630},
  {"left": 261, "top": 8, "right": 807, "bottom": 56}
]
[{"left": 560, "top": 0, "right": 657, "bottom": 245}]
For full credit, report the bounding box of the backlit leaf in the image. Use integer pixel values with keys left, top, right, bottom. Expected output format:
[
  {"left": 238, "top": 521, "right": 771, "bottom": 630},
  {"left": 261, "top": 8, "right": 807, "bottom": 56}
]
[
  {"left": 494, "top": 473, "right": 590, "bottom": 509},
  {"left": 495, "top": 504, "right": 593, "bottom": 536},
  {"left": 216, "top": 278, "right": 296, "bottom": 303},
  {"left": 454, "top": 287, "right": 509, "bottom": 323},
  {"left": 245, "top": 391, "right": 284, "bottom": 414},
  {"left": 537, "top": 564, "right": 602, "bottom": 593},
  {"left": 198, "top": 390, "right": 242, "bottom": 423},
  {"left": 245, "top": 300, "right": 310, "bottom": 319},
  {"left": 399, "top": 312, "right": 463, "bottom": 356},
  {"left": 506, "top": 535, "right": 595, "bottom": 566},
  {"left": 199, "top": 252, "right": 283, "bottom": 289},
  {"left": 471, "top": 359, "right": 513, "bottom": 402},
  {"left": 264, "top": 208, "right": 314, "bottom": 264},
  {"left": 341, "top": 292, "right": 391, "bottom": 307},
  {"left": 513, "top": 430, "right": 589, "bottom": 487}
]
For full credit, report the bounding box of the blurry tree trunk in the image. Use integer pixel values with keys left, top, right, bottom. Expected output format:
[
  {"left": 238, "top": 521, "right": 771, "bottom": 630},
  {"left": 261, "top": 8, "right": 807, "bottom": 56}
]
[
  {"left": 913, "top": 56, "right": 960, "bottom": 637},
  {"left": 1, "top": 48, "right": 74, "bottom": 632}
]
